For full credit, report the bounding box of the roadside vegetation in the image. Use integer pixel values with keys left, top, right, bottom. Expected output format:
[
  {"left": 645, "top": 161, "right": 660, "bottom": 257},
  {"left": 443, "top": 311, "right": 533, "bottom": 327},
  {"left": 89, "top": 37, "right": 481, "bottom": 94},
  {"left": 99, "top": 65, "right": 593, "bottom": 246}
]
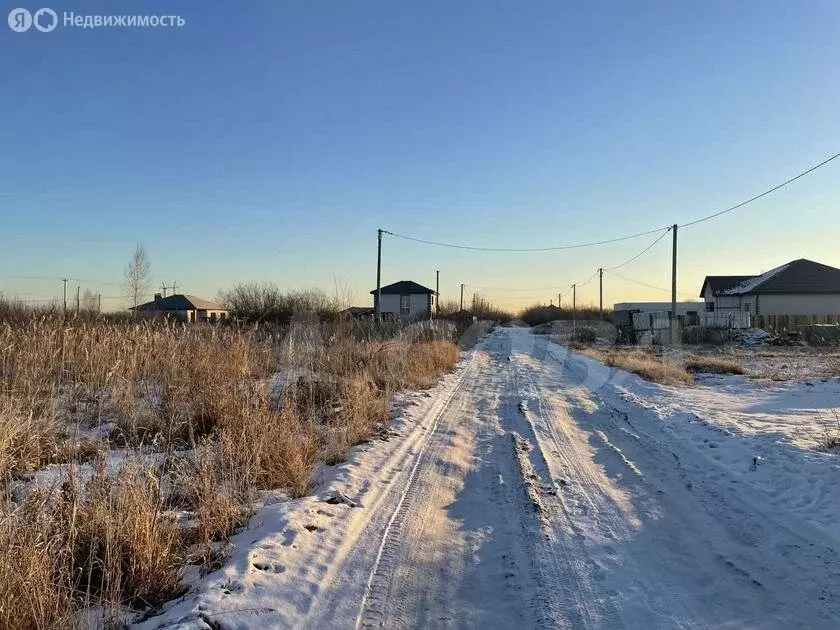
[
  {"left": 601, "top": 348, "right": 694, "bottom": 385},
  {"left": 683, "top": 354, "right": 744, "bottom": 375},
  {"left": 0, "top": 292, "right": 459, "bottom": 627}
]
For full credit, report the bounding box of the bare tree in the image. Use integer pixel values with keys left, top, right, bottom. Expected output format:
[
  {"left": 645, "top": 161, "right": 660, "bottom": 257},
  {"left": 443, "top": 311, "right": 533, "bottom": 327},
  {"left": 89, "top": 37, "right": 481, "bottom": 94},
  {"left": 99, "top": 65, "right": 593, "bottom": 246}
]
[
  {"left": 124, "top": 244, "right": 152, "bottom": 313},
  {"left": 81, "top": 289, "right": 97, "bottom": 313}
]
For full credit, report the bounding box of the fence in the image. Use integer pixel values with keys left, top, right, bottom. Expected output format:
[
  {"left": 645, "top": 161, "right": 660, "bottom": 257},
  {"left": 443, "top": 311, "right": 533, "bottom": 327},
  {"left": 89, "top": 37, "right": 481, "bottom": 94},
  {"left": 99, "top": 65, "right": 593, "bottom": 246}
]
[
  {"left": 696, "top": 311, "right": 751, "bottom": 329},
  {"left": 753, "top": 314, "right": 840, "bottom": 333}
]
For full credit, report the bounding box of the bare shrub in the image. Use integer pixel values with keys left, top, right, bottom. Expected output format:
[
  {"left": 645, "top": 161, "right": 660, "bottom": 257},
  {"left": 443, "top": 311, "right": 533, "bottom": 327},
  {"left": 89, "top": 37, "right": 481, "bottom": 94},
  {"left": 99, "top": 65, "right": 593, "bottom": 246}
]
[{"left": 808, "top": 409, "right": 840, "bottom": 452}]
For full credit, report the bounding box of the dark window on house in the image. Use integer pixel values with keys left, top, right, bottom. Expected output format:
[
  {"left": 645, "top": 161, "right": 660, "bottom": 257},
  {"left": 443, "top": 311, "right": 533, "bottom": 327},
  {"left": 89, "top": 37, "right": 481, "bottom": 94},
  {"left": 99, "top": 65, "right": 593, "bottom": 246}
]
[
  {"left": 743, "top": 302, "right": 751, "bottom": 313},
  {"left": 400, "top": 295, "right": 410, "bottom": 315},
  {"left": 706, "top": 302, "right": 715, "bottom": 312}
]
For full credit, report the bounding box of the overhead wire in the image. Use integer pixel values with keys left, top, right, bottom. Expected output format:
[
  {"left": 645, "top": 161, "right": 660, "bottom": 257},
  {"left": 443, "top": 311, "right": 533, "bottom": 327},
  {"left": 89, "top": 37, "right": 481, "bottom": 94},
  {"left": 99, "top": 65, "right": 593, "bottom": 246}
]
[
  {"left": 678, "top": 151, "right": 840, "bottom": 228},
  {"left": 604, "top": 269, "right": 696, "bottom": 299},
  {"left": 383, "top": 150, "right": 839, "bottom": 252}
]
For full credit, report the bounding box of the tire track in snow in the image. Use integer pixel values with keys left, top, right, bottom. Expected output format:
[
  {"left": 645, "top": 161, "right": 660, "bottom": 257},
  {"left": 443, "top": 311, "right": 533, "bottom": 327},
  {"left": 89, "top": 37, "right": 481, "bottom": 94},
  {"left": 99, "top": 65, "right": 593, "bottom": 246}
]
[{"left": 355, "top": 350, "right": 478, "bottom": 628}]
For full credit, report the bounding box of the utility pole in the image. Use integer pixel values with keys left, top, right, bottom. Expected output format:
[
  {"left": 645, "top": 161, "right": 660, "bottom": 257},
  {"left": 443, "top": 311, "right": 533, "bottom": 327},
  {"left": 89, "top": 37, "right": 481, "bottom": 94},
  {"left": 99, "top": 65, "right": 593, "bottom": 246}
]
[
  {"left": 558, "top": 293, "right": 561, "bottom": 309},
  {"left": 160, "top": 282, "right": 168, "bottom": 298},
  {"left": 599, "top": 267, "right": 604, "bottom": 317},
  {"left": 75, "top": 285, "right": 80, "bottom": 316},
  {"left": 375, "top": 229, "right": 383, "bottom": 321},
  {"left": 435, "top": 270, "right": 440, "bottom": 315},
  {"left": 460, "top": 283, "right": 464, "bottom": 311},
  {"left": 671, "top": 224, "right": 678, "bottom": 345},
  {"left": 97, "top": 293, "right": 101, "bottom": 314},
  {"left": 61, "top": 278, "right": 68, "bottom": 317},
  {"left": 170, "top": 282, "right": 178, "bottom": 295},
  {"left": 572, "top": 283, "right": 576, "bottom": 330}
]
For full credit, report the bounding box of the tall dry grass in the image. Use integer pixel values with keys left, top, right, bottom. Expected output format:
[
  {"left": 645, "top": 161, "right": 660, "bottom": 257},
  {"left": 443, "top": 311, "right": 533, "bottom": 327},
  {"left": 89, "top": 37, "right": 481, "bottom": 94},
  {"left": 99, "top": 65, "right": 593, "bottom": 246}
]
[
  {"left": 0, "top": 314, "right": 459, "bottom": 626},
  {"left": 602, "top": 348, "right": 694, "bottom": 385}
]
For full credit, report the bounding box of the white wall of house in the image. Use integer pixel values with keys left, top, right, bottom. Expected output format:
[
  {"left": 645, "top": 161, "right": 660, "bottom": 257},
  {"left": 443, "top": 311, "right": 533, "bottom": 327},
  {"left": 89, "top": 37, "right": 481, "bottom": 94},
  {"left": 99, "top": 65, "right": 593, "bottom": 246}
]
[
  {"left": 704, "top": 286, "right": 743, "bottom": 312},
  {"left": 755, "top": 294, "right": 840, "bottom": 316},
  {"left": 377, "top": 293, "right": 432, "bottom": 318}
]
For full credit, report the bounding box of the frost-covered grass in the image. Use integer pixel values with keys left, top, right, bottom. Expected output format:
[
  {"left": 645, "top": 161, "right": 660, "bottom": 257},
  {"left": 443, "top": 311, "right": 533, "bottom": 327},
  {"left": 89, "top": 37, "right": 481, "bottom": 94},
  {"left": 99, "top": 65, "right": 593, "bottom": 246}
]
[{"left": 0, "top": 315, "right": 459, "bottom": 627}]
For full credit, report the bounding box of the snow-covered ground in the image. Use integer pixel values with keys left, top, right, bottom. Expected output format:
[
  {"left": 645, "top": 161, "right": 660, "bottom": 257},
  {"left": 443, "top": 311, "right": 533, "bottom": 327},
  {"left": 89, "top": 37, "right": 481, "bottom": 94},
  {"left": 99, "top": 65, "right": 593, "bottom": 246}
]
[{"left": 137, "top": 326, "right": 840, "bottom": 629}]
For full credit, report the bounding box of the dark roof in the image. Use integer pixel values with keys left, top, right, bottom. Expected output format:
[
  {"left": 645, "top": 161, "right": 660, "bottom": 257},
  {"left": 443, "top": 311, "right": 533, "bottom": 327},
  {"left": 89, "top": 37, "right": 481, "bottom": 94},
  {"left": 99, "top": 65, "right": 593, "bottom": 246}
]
[
  {"left": 131, "top": 294, "right": 226, "bottom": 311},
  {"left": 370, "top": 280, "right": 435, "bottom": 295},
  {"left": 699, "top": 276, "right": 756, "bottom": 297},
  {"left": 700, "top": 259, "right": 840, "bottom": 297}
]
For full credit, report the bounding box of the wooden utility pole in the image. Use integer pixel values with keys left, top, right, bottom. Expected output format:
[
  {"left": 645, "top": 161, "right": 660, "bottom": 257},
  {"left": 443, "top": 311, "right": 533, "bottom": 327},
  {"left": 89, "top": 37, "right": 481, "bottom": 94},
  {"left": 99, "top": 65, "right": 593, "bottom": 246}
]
[
  {"left": 599, "top": 268, "right": 604, "bottom": 317},
  {"left": 75, "top": 285, "right": 80, "bottom": 316},
  {"left": 671, "top": 224, "right": 678, "bottom": 345},
  {"left": 435, "top": 270, "right": 440, "bottom": 315},
  {"left": 460, "top": 283, "right": 464, "bottom": 311},
  {"left": 572, "top": 283, "right": 576, "bottom": 330},
  {"left": 375, "top": 229, "right": 383, "bottom": 321},
  {"left": 62, "top": 278, "right": 68, "bottom": 317},
  {"left": 558, "top": 293, "right": 561, "bottom": 309},
  {"left": 97, "top": 293, "right": 101, "bottom": 314}
]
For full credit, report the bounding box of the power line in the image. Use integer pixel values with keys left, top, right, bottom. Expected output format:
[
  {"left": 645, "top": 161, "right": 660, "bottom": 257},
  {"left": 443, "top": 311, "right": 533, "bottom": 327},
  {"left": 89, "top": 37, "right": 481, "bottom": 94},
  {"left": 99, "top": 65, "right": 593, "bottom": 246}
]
[
  {"left": 382, "top": 150, "right": 839, "bottom": 252},
  {"left": 466, "top": 283, "right": 567, "bottom": 292},
  {"left": 605, "top": 269, "right": 696, "bottom": 299},
  {"left": 575, "top": 269, "right": 600, "bottom": 289},
  {"left": 679, "top": 151, "right": 840, "bottom": 228},
  {"left": 608, "top": 227, "right": 671, "bottom": 270},
  {"left": 382, "top": 227, "right": 667, "bottom": 253}
]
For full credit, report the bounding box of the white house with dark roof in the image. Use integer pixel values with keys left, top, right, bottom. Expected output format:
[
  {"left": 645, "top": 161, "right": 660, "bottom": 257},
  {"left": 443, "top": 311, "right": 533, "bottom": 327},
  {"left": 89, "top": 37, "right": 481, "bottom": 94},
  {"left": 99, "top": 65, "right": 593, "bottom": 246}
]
[
  {"left": 130, "top": 293, "right": 229, "bottom": 323},
  {"left": 700, "top": 259, "right": 840, "bottom": 316},
  {"left": 370, "top": 281, "right": 436, "bottom": 319}
]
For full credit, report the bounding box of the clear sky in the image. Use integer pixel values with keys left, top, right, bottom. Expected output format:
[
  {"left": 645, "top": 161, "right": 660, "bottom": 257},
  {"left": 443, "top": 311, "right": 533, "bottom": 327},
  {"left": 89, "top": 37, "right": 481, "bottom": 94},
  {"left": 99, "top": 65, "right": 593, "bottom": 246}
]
[{"left": 2, "top": 1, "right": 839, "bottom": 311}]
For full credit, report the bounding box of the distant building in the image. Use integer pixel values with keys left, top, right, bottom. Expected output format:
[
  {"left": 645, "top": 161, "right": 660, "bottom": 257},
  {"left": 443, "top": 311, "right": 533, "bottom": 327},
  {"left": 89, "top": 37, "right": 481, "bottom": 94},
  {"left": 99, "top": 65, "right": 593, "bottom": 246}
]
[
  {"left": 700, "top": 259, "right": 840, "bottom": 316},
  {"left": 370, "top": 281, "right": 436, "bottom": 319},
  {"left": 130, "top": 294, "right": 228, "bottom": 323}
]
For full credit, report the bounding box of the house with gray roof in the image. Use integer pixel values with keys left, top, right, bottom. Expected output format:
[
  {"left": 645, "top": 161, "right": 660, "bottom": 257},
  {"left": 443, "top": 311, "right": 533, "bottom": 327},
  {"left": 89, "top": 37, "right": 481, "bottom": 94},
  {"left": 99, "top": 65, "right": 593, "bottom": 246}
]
[
  {"left": 700, "top": 259, "right": 840, "bottom": 316},
  {"left": 130, "top": 293, "right": 229, "bottom": 323},
  {"left": 370, "top": 280, "right": 436, "bottom": 319}
]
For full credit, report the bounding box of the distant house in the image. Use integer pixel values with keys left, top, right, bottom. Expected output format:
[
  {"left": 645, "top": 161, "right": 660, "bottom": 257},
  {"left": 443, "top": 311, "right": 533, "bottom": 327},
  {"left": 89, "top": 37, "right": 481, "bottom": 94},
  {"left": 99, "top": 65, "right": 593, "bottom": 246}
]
[
  {"left": 370, "top": 281, "right": 436, "bottom": 319},
  {"left": 131, "top": 293, "right": 229, "bottom": 323},
  {"left": 700, "top": 259, "right": 840, "bottom": 316}
]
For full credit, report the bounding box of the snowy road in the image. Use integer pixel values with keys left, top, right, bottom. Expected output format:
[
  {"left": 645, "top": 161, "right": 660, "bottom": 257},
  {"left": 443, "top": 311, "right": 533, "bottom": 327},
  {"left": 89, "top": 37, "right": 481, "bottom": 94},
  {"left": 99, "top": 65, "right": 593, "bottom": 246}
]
[{"left": 143, "top": 326, "right": 840, "bottom": 629}]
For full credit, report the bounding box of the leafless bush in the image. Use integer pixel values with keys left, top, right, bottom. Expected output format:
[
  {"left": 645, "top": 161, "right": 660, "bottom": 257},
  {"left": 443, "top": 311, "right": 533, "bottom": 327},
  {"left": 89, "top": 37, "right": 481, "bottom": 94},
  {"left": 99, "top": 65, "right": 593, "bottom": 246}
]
[{"left": 220, "top": 283, "right": 341, "bottom": 324}]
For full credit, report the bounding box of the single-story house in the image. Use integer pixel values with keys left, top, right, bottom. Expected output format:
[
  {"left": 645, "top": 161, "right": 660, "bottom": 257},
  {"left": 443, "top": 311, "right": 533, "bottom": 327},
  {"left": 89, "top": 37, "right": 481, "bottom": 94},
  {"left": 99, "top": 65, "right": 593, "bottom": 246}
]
[
  {"left": 700, "top": 259, "right": 840, "bottom": 316},
  {"left": 131, "top": 293, "right": 229, "bottom": 323},
  {"left": 370, "top": 280, "right": 436, "bottom": 319}
]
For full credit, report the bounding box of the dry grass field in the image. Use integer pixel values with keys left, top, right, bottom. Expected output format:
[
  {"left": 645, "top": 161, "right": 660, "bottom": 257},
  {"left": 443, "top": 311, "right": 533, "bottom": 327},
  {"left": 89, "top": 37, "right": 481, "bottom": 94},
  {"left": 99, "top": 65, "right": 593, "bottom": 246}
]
[{"left": 0, "top": 314, "right": 458, "bottom": 628}]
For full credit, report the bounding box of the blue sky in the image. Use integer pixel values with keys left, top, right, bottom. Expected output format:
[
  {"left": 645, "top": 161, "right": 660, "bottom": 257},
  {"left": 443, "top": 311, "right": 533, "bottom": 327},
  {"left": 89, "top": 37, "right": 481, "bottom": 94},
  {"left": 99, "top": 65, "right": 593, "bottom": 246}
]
[{"left": 1, "top": 1, "right": 839, "bottom": 310}]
